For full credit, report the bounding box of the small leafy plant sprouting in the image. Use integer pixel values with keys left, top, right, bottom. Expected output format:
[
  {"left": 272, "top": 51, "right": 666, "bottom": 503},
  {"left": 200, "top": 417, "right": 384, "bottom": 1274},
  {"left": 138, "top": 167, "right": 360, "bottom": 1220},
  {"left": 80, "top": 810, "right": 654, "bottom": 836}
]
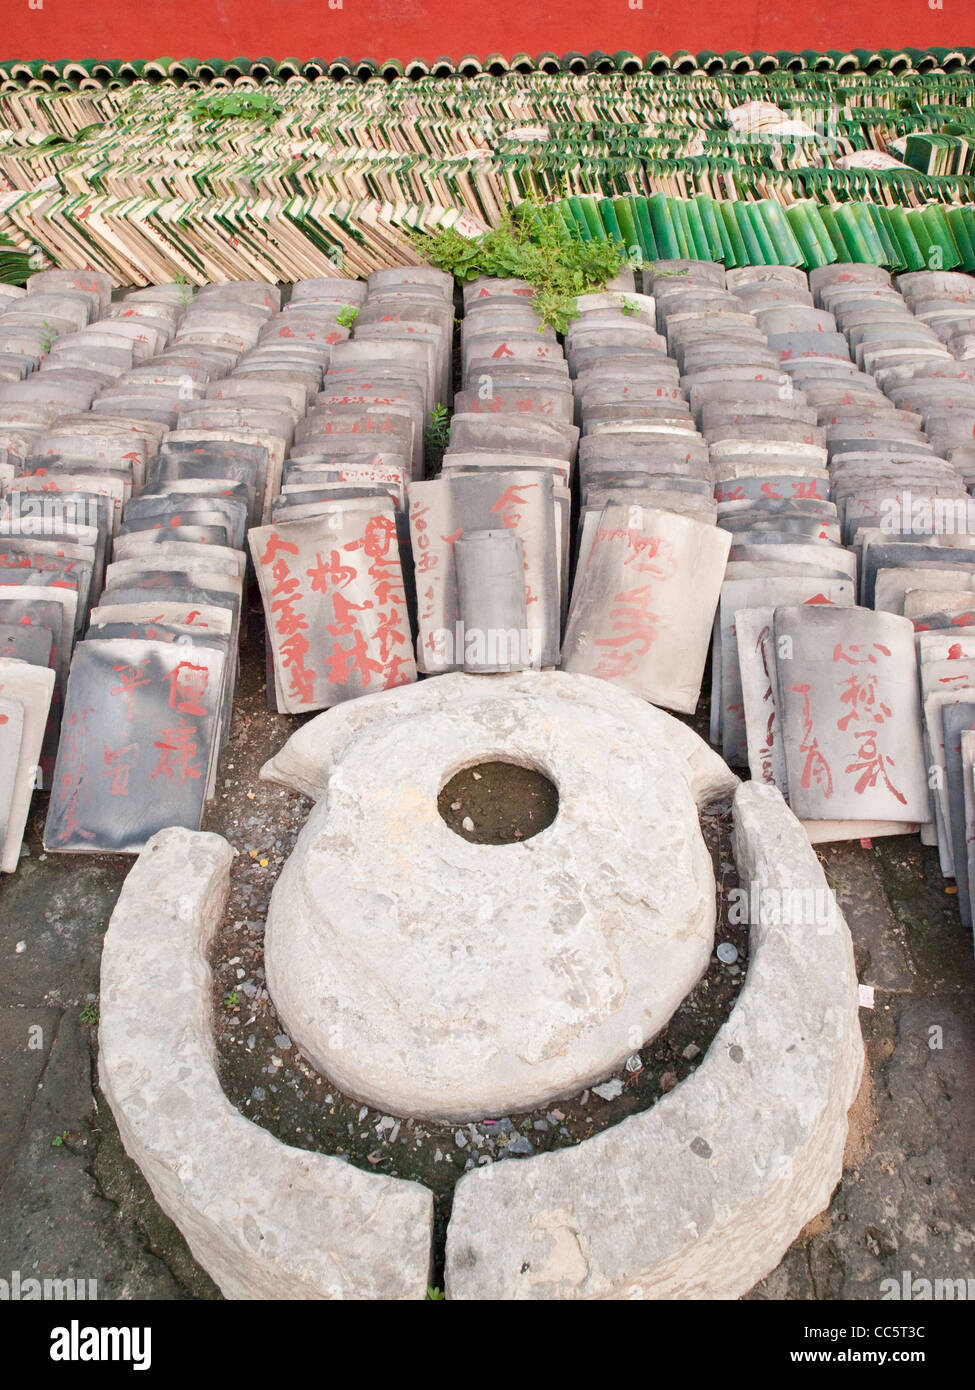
[
  {"left": 411, "top": 197, "right": 627, "bottom": 334},
  {"left": 424, "top": 403, "right": 451, "bottom": 471},
  {"left": 336, "top": 304, "right": 359, "bottom": 329},
  {"left": 51, "top": 1131, "right": 69, "bottom": 1148},
  {"left": 426, "top": 1285, "right": 446, "bottom": 1300},
  {"left": 173, "top": 271, "right": 194, "bottom": 307},
  {"left": 223, "top": 991, "right": 240, "bottom": 1010},
  {"left": 426, "top": 402, "right": 449, "bottom": 444},
  {"left": 80, "top": 1002, "right": 99, "bottom": 1026},
  {"left": 190, "top": 91, "right": 281, "bottom": 124}
]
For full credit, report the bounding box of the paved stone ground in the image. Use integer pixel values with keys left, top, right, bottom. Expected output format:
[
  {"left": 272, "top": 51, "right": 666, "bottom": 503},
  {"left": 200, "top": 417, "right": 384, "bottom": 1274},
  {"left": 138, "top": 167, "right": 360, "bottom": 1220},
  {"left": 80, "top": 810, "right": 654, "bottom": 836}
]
[
  {"left": 751, "top": 837, "right": 975, "bottom": 1301},
  {"left": 1, "top": 639, "right": 973, "bottom": 1300}
]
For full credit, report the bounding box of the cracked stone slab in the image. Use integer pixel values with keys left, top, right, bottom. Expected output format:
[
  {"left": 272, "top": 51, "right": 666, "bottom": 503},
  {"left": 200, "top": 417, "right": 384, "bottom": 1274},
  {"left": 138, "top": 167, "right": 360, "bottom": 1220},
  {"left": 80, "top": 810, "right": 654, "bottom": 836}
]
[
  {"left": 98, "top": 827, "right": 433, "bottom": 1300},
  {"left": 0, "top": 1006, "right": 185, "bottom": 1299},
  {"left": 443, "top": 782, "right": 863, "bottom": 1299},
  {"left": 0, "top": 1004, "right": 58, "bottom": 1178},
  {"left": 822, "top": 844, "right": 915, "bottom": 992}
]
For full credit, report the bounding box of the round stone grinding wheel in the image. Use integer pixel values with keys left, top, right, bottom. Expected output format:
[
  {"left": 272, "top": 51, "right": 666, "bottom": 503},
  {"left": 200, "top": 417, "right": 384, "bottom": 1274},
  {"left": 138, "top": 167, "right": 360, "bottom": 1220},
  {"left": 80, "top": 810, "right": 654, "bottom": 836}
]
[{"left": 265, "top": 674, "right": 718, "bottom": 1121}]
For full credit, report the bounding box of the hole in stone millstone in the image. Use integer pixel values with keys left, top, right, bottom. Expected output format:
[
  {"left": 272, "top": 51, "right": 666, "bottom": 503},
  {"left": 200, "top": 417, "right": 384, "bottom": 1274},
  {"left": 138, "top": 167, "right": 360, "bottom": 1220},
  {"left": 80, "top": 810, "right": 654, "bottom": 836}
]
[{"left": 437, "top": 761, "right": 558, "bottom": 844}]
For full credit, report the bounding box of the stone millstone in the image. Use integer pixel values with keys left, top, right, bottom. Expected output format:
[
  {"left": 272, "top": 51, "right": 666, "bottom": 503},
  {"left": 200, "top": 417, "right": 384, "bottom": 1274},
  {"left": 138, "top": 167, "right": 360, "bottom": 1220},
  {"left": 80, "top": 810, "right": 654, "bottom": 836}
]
[{"left": 265, "top": 675, "right": 718, "bottom": 1121}]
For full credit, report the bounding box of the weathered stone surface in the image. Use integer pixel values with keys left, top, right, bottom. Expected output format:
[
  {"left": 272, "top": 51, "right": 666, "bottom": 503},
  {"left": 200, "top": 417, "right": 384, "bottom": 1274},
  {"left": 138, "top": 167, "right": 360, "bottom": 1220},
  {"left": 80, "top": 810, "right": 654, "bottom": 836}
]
[
  {"left": 265, "top": 675, "right": 719, "bottom": 1121},
  {"left": 962, "top": 730, "right": 975, "bottom": 933},
  {"left": 0, "top": 659, "right": 54, "bottom": 872},
  {"left": 444, "top": 782, "right": 863, "bottom": 1299},
  {"left": 453, "top": 386, "right": 574, "bottom": 421},
  {"left": 875, "top": 567, "right": 975, "bottom": 614},
  {"left": 249, "top": 505, "right": 415, "bottom": 712},
  {"left": 455, "top": 529, "right": 529, "bottom": 673},
  {"left": 260, "top": 669, "right": 738, "bottom": 808},
  {"left": 774, "top": 605, "right": 928, "bottom": 824},
  {"left": 44, "top": 640, "right": 226, "bottom": 853},
  {"left": 27, "top": 267, "right": 112, "bottom": 311},
  {"left": 922, "top": 689, "right": 974, "bottom": 876},
  {"left": 736, "top": 607, "right": 786, "bottom": 790},
  {"left": 98, "top": 827, "right": 433, "bottom": 1299},
  {"left": 562, "top": 501, "right": 731, "bottom": 713},
  {"left": 0, "top": 696, "right": 24, "bottom": 855},
  {"left": 0, "top": 620, "right": 53, "bottom": 672},
  {"left": 87, "top": 600, "right": 232, "bottom": 639},
  {"left": 716, "top": 577, "right": 854, "bottom": 766},
  {"left": 409, "top": 472, "right": 561, "bottom": 673},
  {"left": 292, "top": 278, "right": 368, "bottom": 306},
  {"left": 941, "top": 701, "right": 975, "bottom": 924}
]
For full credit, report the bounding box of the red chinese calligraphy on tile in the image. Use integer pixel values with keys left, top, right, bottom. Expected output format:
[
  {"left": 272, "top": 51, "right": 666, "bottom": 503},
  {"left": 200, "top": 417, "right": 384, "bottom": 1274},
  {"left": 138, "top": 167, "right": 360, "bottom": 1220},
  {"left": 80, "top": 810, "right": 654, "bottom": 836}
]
[
  {"left": 164, "top": 661, "right": 209, "bottom": 716},
  {"left": 281, "top": 632, "right": 316, "bottom": 705},
  {"left": 110, "top": 659, "right": 151, "bottom": 723},
  {"left": 832, "top": 641, "right": 904, "bottom": 803},
  {"left": 591, "top": 528, "right": 678, "bottom": 583},
  {"left": 592, "top": 583, "right": 660, "bottom": 680},
  {"left": 845, "top": 728, "right": 907, "bottom": 803},
  {"left": 101, "top": 741, "right": 139, "bottom": 795},
  {"left": 150, "top": 717, "right": 203, "bottom": 787},
  {"left": 324, "top": 630, "right": 384, "bottom": 688},
  {"left": 373, "top": 609, "right": 408, "bottom": 664},
  {"left": 326, "top": 592, "right": 374, "bottom": 637},
  {"left": 307, "top": 550, "right": 356, "bottom": 593},
  {"left": 383, "top": 653, "right": 413, "bottom": 687},
  {"left": 261, "top": 530, "right": 316, "bottom": 704},
  {"left": 622, "top": 531, "right": 679, "bottom": 580},
  {"left": 411, "top": 503, "right": 439, "bottom": 596},
  {"left": 490, "top": 483, "right": 538, "bottom": 532},
  {"left": 260, "top": 533, "right": 299, "bottom": 567},
  {"left": 342, "top": 513, "right": 397, "bottom": 562},
  {"left": 785, "top": 683, "right": 834, "bottom": 797}
]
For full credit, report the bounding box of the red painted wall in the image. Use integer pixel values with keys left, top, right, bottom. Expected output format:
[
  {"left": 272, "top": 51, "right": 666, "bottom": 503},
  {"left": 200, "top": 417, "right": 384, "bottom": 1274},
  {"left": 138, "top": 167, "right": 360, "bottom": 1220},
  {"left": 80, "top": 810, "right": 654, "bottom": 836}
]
[{"left": 1, "top": 1, "right": 964, "bottom": 65}]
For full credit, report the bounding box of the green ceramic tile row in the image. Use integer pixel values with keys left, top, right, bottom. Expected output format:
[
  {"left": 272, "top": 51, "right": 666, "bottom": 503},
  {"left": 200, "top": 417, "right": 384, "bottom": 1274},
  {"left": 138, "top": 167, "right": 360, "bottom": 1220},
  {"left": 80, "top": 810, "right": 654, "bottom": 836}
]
[
  {"left": 0, "top": 233, "right": 30, "bottom": 285},
  {"left": 1, "top": 49, "right": 974, "bottom": 87},
  {"left": 3, "top": 65, "right": 975, "bottom": 285},
  {"left": 553, "top": 193, "right": 975, "bottom": 273}
]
